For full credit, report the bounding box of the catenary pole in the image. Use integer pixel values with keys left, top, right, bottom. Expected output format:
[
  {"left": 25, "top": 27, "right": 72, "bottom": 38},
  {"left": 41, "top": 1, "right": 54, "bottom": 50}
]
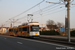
[
  {"left": 46, "top": 0, "right": 71, "bottom": 42},
  {"left": 67, "top": 0, "right": 70, "bottom": 42},
  {"left": 13, "top": 19, "right": 14, "bottom": 27}
]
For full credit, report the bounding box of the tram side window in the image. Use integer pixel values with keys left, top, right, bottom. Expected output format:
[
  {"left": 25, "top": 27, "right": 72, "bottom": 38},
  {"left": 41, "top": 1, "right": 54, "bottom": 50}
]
[
  {"left": 16, "top": 29, "right": 18, "bottom": 33},
  {"left": 23, "top": 27, "right": 27, "bottom": 31},
  {"left": 19, "top": 28, "right": 21, "bottom": 31},
  {"left": 27, "top": 27, "right": 29, "bottom": 33},
  {"left": 14, "top": 29, "right": 16, "bottom": 33}
]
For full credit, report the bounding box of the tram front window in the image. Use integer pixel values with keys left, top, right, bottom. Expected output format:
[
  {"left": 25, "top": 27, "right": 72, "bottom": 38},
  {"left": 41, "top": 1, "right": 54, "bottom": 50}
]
[
  {"left": 31, "top": 26, "right": 39, "bottom": 32},
  {"left": 9, "top": 29, "right": 12, "bottom": 32}
]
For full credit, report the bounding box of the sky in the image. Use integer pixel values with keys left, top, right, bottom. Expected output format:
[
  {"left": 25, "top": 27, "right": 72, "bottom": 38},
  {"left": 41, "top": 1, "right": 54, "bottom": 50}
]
[{"left": 0, "top": 0, "right": 75, "bottom": 28}]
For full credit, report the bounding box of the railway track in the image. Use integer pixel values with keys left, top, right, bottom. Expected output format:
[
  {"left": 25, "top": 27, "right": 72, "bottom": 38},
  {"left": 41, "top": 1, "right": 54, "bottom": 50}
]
[
  {"left": 40, "top": 36, "right": 75, "bottom": 43},
  {"left": 29, "top": 37, "right": 75, "bottom": 47}
]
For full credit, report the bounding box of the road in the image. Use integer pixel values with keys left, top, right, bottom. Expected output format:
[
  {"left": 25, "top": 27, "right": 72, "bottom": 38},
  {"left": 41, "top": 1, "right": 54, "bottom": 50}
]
[{"left": 0, "top": 35, "right": 75, "bottom": 50}]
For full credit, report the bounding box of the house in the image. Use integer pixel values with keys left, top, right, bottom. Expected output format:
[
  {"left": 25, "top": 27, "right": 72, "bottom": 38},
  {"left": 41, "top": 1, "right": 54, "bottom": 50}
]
[
  {"left": 0, "top": 27, "right": 9, "bottom": 34},
  {"left": 46, "top": 25, "right": 58, "bottom": 30},
  {"left": 39, "top": 27, "right": 46, "bottom": 31}
]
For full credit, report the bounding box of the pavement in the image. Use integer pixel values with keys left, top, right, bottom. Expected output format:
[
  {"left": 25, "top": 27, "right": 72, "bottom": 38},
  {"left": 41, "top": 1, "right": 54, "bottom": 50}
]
[
  {"left": 40, "top": 35, "right": 75, "bottom": 39},
  {"left": 0, "top": 35, "right": 75, "bottom": 50}
]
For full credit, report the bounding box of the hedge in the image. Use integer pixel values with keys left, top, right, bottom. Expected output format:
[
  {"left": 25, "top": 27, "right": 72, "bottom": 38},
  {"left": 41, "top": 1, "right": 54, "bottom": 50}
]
[
  {"left": 40, "top": 30, "right": 75, "bottom": 37},
  {"left": 70, "top": 30, "right": 75, "bottom": 37},
  {"left": 40, "top": 30, "right": 60, "bottom": 35}
]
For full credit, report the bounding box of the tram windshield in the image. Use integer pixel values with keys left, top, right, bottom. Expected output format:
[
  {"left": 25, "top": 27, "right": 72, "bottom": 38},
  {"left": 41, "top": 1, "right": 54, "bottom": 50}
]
[
  {"left": 9, "top": 29, "right": 13, "bottom": 32},
  {"left": 31, "top": 26, "right": 39, "bottom": 32}
]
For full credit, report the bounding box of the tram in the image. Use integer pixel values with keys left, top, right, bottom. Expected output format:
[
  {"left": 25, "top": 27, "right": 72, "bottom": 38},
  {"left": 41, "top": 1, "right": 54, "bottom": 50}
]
[{"left": 9, "top": 22, "right": 40, "bottom": 37}]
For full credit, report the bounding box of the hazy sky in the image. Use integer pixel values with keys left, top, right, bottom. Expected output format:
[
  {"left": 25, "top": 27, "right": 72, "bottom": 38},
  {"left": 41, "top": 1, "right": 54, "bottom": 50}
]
[{"left": 0, "top": 0, "right": 75, "bottom": 28}]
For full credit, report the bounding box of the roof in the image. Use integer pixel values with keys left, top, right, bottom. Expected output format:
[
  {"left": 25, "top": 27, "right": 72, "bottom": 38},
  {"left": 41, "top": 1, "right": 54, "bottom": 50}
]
[
  {"left": 29, "top": 22, "right": 38, "bottom": 23},
  {"left": 46, "top": 25, "right": 58, "bottom": 29},
  {"left": 39, "top": 27, "right": 46, "bottom": 29},
  {"left": 0, "top": 27, "right": 9, "bottom": 29},
  {"left": 28, "top": 22, "right": 39, "bottom": 25}
]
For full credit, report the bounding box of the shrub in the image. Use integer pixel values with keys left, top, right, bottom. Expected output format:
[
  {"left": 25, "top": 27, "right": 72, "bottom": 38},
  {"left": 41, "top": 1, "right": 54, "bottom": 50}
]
[
  {"left": 70, "top": 30, "right": 75, "bottom": 37},
  {"left": 40, "top": 30, "right": 60, "bottom": 35}
]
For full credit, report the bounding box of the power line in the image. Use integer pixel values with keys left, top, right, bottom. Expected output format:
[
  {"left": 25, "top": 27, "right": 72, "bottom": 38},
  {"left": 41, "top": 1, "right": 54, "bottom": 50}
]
[
  {"left": 17, "top": 16, "right": 27, "bottom": 20},
  {"left": 33, "top": 7, "right": 65, "bottom": 19},
  {"left": 12, "top": 4, "right": 57, "bottom": 21},
  {"left": 32, "top": 4, "right": 57, "bottom": 14},
  {"left": 14, "top": 5, "right": 74, "bottom": 23},
  {"left": 43, "top": 8, "right": 65, "bottom": 17},
  {"left": 33, "top": 5, "right": 64, "bottom": 18},
  {"left": 42, "top": 5, "right": 62, "bottom": 14},
  {"left": 3, "top": 0, "right": 45, "bottom": 27},
  {"left": 4, "top": 1, "right": 62, "bottom": 24},
  {"left": 32, "top": 5, "right": 61, "bottom": 17},
  {"left": 9, "top": 0, "right": 45, "bottom": 19},
  {"left": 31, "top": 6, "right": 74, "bottom": 18},
  {"left": 33, "top": 8, "right": 65, "bottom": 20},
  {"left": 4, "top": 5, "right": 65, "bottom": 26},
  {"left": 4, "top": 0, "right": 75, "bottom": 27}
]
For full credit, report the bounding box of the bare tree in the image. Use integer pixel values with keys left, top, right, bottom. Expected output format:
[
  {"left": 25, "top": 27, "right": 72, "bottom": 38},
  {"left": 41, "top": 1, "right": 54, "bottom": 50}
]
[
  {"left": 57, "top": 22, "right": 62, "bottom": 28},
  {"left": 46, "top": 19, "right": 55, "bottom": 30},
  {"left": 46, "top": 19, "right": 55, "bottom": 25},
  {"left": 57, "top": 22, "right": 65, "bottom": 28},
  {"left": 61, "top": 23, "right": 65, "bottom": 28}
]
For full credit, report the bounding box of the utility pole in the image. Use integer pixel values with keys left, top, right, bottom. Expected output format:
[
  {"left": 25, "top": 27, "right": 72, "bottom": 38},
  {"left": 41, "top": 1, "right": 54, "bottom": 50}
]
[
  {"left": 7, "top": 19, "right": 20, "bottom": 27},
  {"left": 13, "top": 19, "right": 14, "bottom": 27},
  {"left": 46, "top": 0, "right": 74, "bottom": 42},
  {"left": 64, "top": 0, "right": 71, "bottom": 43},
  {"left": 40, "top": 14, "right": 43, "bottom": 31},
  {"left": 7, "top": 19, "right": 13, "bottom": 28},
  {"left": 67, "top": 0, "right": 70, "bottom": 42},
  {"left": 39, "top": 7, "right": 43, "bottom": 28},
  {"left": 40, "top": 14, "right": 43, "bottom": 27},
  {"left": 9, "top": 19, "right": 20, "bottom": 27},
  {"left": 12, "top": 19, "right": 20, "bottom": 27}
]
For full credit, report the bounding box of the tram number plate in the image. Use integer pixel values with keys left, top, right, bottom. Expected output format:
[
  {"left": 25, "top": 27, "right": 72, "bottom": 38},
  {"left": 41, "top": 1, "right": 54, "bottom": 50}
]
[{"left": 36, "top": 33, "right": 37, "bottom": 36}]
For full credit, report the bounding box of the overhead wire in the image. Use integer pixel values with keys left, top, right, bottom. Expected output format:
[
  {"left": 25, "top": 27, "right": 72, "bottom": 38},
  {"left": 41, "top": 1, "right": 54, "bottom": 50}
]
[
  {"left": 12, "top": 4, "right": 57, "bottom": 21},
  {"left": 33, "top": 8, "right": 65, "bottom": 20},
  {"left": 2, "top": 0, "right": 45, "bottom": 27},
  {"left": 9, "top": 0, "right": 45, "bottom": 20},
  {"left": 33, "top": 5, "right": 64, "bottom": 18},
  {"left": 5, "top": 2, "right": 63, "bottom": 23},
  {"left": 17, "top": 6, "right": 75, "bottom": 24},
  {"left": 42, "top": 5, "right": 62, "bottom": 14},
  {"left": 16, "top": 5, "right": 75, "bottom": 22},
  {"left": 33, "top": 6, "right": 75, "bottom": 21},
  {"left": 32, "top": 4, "right": 60, "bottom": 18},
  {"left": 32, "top": 4, "right": 57, "bottom": 15},
  {"left": 5, "top": 6, "right": 65, "bottom": 27},
  {"left": 3, "top": 1, "right": 75, "bottom": 27}
]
